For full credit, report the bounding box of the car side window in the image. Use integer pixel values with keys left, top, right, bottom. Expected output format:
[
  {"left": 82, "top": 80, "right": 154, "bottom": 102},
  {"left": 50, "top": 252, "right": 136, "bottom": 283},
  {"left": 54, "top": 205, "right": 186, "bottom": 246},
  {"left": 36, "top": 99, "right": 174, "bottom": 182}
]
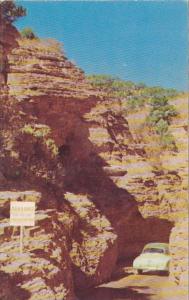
[{"left": 143, "top": 248, "right": 165, "bottom": 254}]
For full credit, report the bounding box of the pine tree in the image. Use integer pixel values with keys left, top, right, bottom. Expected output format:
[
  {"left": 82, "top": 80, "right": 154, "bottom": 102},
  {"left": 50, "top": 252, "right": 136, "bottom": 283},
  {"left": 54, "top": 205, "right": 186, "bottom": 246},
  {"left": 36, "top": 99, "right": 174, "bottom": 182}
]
[{"left": 0, "top": 0, "right": 26, "bottom": 24}]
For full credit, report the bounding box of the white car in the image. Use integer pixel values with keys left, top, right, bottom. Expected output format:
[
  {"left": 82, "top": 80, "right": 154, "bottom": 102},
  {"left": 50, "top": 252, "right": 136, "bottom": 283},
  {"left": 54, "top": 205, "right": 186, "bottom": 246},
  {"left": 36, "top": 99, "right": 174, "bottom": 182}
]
[{"left": 133, "top": 243, "right": 170, "bottom": 275}]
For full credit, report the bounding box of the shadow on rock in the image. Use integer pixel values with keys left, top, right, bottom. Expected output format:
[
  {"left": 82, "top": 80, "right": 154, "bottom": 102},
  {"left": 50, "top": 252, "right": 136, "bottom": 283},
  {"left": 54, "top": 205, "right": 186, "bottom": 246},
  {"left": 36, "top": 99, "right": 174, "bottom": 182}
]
[
  {"left": 0, "top": 271, "right": 31, "bottom": 300},
  {"left": 60, "top": 124, "right": 173, "bottom": 260},
  {"left": 77, "top": 286, "right": 153, "bottom": 300}
]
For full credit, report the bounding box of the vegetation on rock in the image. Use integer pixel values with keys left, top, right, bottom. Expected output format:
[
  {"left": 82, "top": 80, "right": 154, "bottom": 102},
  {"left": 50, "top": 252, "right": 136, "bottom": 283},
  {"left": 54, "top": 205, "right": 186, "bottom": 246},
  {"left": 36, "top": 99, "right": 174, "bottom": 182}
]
[
  {"left": 0, "top": 10, "right": 187, "bottom": 298},
  {"left": 21, "top": 27, "right": 38, "bottom": 40},
  {"left": 87, "top": 74, "right": 178, "bottom": 109},
  {"left": 87, "top": 74, "right": 179, "bottom": 149},
  {"left": 147, "top": 96, "right": 177, "bottom": 149},
  {"left": 21, "top": 124, "right": 58, "bottom": 157},
  {"left": 0, "top": 0, "right": 26, "bottom": 24}
]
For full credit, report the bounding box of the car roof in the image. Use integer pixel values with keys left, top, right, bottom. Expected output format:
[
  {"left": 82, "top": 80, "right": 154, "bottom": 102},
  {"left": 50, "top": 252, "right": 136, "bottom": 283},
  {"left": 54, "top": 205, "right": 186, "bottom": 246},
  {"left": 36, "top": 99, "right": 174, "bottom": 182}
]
[{"left": 143, "top": 243, "right": 169, "bottom": 250}]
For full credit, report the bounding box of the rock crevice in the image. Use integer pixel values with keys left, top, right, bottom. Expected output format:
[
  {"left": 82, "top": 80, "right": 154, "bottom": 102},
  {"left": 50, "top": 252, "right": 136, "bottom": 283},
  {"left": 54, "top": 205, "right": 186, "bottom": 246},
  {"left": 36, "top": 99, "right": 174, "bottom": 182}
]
[{"left": 0, "top": 25, "right": 187, "bottom": 299}]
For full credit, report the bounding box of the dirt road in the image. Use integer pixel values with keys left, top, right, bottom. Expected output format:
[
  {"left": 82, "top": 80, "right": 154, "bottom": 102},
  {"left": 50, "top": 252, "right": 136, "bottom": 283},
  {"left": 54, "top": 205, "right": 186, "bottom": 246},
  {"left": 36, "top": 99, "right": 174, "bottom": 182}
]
[{"left": 78, "top": 268, "right": 187, "bottom": 300}]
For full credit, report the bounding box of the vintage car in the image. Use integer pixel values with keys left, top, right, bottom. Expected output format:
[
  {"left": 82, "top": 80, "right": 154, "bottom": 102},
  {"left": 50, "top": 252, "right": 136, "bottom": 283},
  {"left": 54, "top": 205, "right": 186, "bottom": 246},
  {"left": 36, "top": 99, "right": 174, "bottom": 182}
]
[{"left": 133, "top": 243, "right": 170, "bottom": 274}]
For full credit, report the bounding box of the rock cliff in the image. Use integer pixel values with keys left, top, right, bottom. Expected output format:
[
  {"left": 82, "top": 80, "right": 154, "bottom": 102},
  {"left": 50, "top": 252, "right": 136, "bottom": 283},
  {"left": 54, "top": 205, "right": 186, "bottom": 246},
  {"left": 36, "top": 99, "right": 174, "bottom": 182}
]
[
  {"left": 0, "top": 31, "right": 118, "bottom": 299},
  {"left": 0, "top": 24, "right": 188, "bottom": 299}
]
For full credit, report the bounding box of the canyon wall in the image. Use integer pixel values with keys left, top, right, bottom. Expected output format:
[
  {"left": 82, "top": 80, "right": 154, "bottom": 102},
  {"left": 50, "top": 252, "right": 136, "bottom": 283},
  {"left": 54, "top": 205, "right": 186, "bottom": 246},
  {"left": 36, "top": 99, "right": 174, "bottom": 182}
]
[
  {"left": 0, "top": 29, "right": 118, "bottom": 299},
  {"left": 0, "top": 25, "right": 187, "bottom": 299}
]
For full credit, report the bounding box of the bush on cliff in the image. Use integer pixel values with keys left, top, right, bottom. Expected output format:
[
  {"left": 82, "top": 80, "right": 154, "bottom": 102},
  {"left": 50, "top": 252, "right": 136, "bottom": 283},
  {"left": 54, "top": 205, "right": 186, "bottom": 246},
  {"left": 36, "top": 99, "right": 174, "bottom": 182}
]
[
  {"left": 87, "top": 74, "right": 179, "bottom": 150},
  {"left": 21, "top": 27, "right": 38, "bottom": 40},
  {"left": 147, "top": 95, "right": 177, "bottom": 149},
  {"left": 0, "top": 0, "right": 26, "bottom": 24},
  {"left": 87, "top": 75, "right": 178, "bottom": 111}
]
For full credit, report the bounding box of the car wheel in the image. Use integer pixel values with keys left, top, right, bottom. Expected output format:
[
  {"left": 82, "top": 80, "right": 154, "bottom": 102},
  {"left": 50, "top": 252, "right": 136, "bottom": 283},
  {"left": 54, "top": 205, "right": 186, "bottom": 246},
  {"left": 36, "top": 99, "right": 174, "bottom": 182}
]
[
  {"left": 137, "top": 269, "right": 143, "bottom": 275},
  {"left": 159, "top": 270, "right": 169, "bottom": 276}
]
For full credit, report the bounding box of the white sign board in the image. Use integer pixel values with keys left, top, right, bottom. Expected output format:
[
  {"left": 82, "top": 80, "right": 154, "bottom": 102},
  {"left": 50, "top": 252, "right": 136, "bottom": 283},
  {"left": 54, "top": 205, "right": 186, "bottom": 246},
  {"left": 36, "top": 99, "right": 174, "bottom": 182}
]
[{"left": 10, "top": 201, "right": 35, "bottom": 226}]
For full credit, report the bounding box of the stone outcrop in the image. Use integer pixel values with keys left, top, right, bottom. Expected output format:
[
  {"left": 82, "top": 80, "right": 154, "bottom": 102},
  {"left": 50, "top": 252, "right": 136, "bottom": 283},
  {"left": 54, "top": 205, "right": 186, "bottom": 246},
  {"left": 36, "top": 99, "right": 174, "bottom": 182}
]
[
  {"left": 169, "top": 218, "right": 188, "bottom": 287},
  {"left": 0, "top": 28, "right": 120, "bottom": 298},
  {"left": 0, "top": 21, "right": 19, "bottom": 86},
  {"left": 0, "top": 22, "right": 187, "bottom": 299},
  {"left": 81, "top": 87, "right": 188, "bottom": 297},
  {"left": 65, "top": 192, "right": 117, "bottom": 289},
  {"left": 165, "top": 96, "right": 188, "bottom": 287},
  {"left": 0, "top": 191, "right": 117, "bottom": 299},
  {"left": 0, "top": 192, "right": 75, "bottom": 300},
  {"left": 83, "top": 97, "right": 173, "bottom": 257},
  {"left": 0, "top": 21, "right": 20, "bottom": 51},
  {"left": 85, "top": 93, "right": 188, "bottom": 286}
]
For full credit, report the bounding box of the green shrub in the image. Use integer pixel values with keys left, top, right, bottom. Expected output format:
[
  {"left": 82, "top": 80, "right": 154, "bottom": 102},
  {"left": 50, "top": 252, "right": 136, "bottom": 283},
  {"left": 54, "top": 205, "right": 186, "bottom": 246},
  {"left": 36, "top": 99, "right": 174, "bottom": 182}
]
[
  {"left": 155, "top": 119, "right": 169, "bottom": 136},
  {"left": 161, "top": 132, "right": 176, "bottom": 150},
  {"left": 88, "top": 75, "right": 178, "bottom": 114},
  {"left": 87, "top": 75, "right": 179, "bottom": 114},
  {"left": 21, "top": 27, "right": 37, "bottom": 39},
  {"left": 148, "top": 105, "right": 177, "bottom": 125},
  {"left": 150, "top": 96, "right": 169, "bottom": 107},
  {"left": 127, "top": 96, "right": 146, "bottom": 109},
  {"left": 147, "top": 95, "right": 177, "bottom": 149},
  {"left": 147, "top": 109, "right": 165, "bottom": 125},
  {"left": 21, "top": 124, "right": 50, "bottom": 137},
  {"left": 45, "top": 139, "right": 58, "bottom": 157},
  {"left": 87, "top": 74, "right": 179, "bottom": 150}
]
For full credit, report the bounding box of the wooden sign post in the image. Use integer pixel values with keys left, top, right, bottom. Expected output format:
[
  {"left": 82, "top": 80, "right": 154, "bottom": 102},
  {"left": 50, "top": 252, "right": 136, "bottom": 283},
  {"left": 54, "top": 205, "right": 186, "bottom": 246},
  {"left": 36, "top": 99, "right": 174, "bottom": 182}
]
[
  {"left": 10, "top": 201, "right": 35, "bottom": 254},
  {"left": 20, "top": 226, "right": 24, "bottom": 254}
]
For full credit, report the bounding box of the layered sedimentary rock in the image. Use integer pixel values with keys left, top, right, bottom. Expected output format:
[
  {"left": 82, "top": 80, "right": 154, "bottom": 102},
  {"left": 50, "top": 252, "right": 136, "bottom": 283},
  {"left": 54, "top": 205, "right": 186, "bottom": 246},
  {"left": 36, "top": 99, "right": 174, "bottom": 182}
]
[
  {"left": 0, "top": 30, "right": 118, "bottom": 299},
  {"left": 166, "top": 96, "right": 188, "bottom": 287},
  {"left": 0, "top": 191, "right": 117, "bottom": 299},
  {"left": 84, "top": 94, "right": 188, "bottom": 286},
  {"left": 0, "top": 23, "right": 187, "bottom": 299},
  {"left": 0, "top": 33, "right": 118, "bottom": 299},
  {"left": 170, "top": 218, "right": 188, "bottom": 287},
  {"left": 0, "top": 191, "right": 75, "bottom": 300}
]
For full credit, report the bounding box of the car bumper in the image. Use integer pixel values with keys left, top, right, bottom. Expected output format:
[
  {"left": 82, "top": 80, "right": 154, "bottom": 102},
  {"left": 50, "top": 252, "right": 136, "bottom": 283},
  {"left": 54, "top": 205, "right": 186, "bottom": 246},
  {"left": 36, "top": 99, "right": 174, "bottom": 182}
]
[{"left": 133, "top": 265, "right": 169, "bottom": 271}]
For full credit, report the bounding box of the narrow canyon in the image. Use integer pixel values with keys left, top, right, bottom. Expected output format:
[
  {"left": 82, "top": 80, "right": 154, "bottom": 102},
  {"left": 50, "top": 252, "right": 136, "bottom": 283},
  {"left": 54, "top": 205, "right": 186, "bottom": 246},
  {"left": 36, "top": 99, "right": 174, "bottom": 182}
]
[{"left": 0, "top": 22, "right": 188, "bottom": 300}]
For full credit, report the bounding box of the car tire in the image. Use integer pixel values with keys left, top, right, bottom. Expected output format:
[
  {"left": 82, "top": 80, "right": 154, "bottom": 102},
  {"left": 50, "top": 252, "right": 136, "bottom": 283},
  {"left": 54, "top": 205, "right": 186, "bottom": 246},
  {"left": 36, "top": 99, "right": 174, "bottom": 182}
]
[{"left": 158, "top": 270, "right": 169, "bottom": 276}]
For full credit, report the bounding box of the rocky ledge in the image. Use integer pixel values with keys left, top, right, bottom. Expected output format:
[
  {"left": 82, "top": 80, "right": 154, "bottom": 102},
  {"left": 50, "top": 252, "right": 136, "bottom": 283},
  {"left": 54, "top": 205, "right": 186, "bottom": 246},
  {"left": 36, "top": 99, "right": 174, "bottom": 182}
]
[{"left": 0, "top": 24, "right": 188, "bottom": 299}]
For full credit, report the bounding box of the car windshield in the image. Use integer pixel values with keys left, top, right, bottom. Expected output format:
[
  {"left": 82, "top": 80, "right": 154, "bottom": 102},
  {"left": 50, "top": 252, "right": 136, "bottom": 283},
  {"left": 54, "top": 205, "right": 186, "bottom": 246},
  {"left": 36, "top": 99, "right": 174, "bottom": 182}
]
[{"left": 143, "top": 248, "right": 165, "bottom": 254}]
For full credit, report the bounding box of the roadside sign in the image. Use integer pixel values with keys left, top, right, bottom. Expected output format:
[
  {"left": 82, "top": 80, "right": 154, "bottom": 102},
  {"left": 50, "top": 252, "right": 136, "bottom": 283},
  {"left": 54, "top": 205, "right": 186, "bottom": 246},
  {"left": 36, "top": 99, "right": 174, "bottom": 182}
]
[
  {"left": 9, "top": 201, "right": 35, "bottom": 254},
  {"left": 10, "top": 201, "right": 35, "bottom": 226}
]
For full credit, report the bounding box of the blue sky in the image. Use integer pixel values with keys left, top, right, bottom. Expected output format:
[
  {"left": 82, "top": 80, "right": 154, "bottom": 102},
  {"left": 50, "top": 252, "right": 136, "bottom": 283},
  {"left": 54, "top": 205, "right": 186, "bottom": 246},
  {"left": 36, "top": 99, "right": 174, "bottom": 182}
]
[{"left": 16, "top": 1, "right": 188, "bottom": 90}]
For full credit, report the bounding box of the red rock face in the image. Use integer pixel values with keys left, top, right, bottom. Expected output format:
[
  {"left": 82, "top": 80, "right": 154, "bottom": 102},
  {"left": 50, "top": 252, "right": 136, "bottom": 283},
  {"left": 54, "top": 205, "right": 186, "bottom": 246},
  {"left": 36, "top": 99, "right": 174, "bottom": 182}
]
[
  {"left": 0, "top": 31, "right": 118, "bottom": 299},
  {"left": 0, "top": 25, "right": 187, "bottom": 299},
  {"left": 0, "top": 22, "right": 20, "bottom": 52},
  {"left": 169, "top": 218, "right": 188, "bottom": 287},
  {"left": 0, "top": 202, "right": 75, "bottom": 299}
]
